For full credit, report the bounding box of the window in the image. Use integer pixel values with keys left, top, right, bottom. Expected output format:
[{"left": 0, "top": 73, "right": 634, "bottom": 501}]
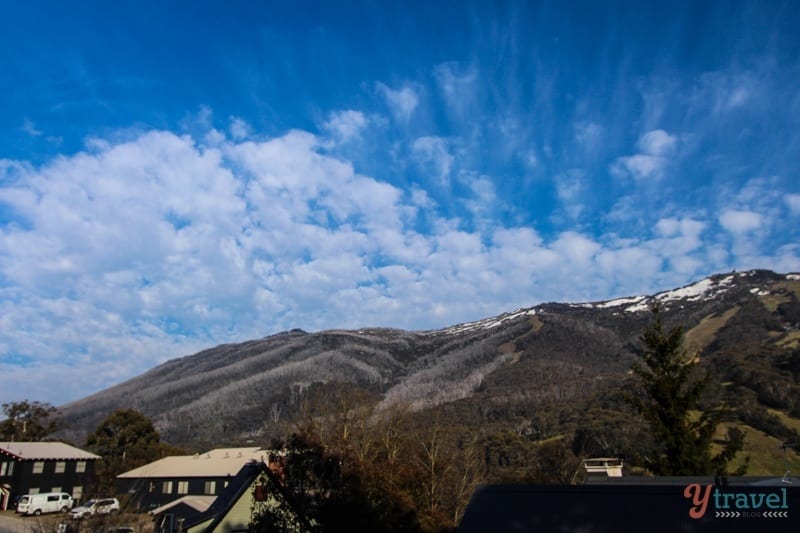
[
  {"left": 204, "top": 481, "right": 216, "bottom": 495},
  {"left": 75, "top": 461, "right": 86, "bottom": 473},
  {"left": 0, "top": 462, "right": 9, "bottom": 476},
  {"left": 52, "top": 487, "right": 61, "bottom": 493},
  {"left": 55, "top": 461, "right": 66, "bottom": 473},
  {"left": 73, "top": 486, "right": 83, "bottom": 500},
  {"left": 32, "top": 461, "right": 44, "bottom": 474},
  {"left": 177, "top": 481, "right": 188, "bottom": 494},
  {"left": 162, "top": 481, "right": 173, "bottom": 494},
  {"left": 29, "top": 488, "right": 39, "bottom": 494}
]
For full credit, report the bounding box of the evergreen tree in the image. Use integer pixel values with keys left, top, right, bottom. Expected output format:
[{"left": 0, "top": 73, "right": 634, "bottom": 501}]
[
  {"left": 626, "top": 304, "right": 744, "bottom": 475},
  {"left": 85, "top": 408, "right": 165, "bottom": 494},
  {"left": 0, "top": 400, "right": 62, "bottom": 441}
]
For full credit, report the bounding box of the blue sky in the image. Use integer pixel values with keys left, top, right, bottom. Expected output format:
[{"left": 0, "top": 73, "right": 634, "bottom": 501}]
[{"left": 1, "top": 1, "right": 799, "bottom": 405}]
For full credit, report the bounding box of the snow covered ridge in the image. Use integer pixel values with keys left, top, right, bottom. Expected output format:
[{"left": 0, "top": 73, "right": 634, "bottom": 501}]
[
  {"left": 428, "top": 308, "right": 538, "bottom": 335},
  {"left": 570, "top": 275, "right": 737, "bottom": 313},
  {"left": 426, "top": 271, "right": 799, "bottom": 335},
  {"left": 573, "top": 271, "right": 799, "bottom": 314}
]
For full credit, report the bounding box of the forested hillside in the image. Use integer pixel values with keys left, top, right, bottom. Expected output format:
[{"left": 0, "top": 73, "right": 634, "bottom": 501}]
[{"left": 58, "top": 270, "right": 800, "bottom": 478}]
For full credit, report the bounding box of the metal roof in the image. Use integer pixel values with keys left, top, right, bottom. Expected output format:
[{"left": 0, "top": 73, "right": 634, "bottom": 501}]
[
  {"left": 117, "top": 447, "right": 266, "bottom": 479},
  {"left": 149, "top": 495, "right": 216, "bottom": 515},
  {"left": 0, "top": 442, "right": 101, "bottom": 460}
]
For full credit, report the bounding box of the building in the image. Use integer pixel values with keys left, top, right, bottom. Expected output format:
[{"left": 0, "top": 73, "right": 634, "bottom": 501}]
[
  {"left": 151, "top": 460, "right": 308, "bottom": 533},
  {"left": 117, "top": 448, "right": 272, "bottom": 510},
  {"left": 0, "top": 442, "right": 100, "bottom": 510}
]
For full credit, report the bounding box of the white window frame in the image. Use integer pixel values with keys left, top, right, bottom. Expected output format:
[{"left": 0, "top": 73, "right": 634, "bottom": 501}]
[
  {"left": 177, "top": 481, "right": 188, "bottom": 494},
  {"left": 75, "top": 461, "right": 86, "bottom": 473},
  {"left": 32, "top": 461, "right": 44, "bottom": 474},
  {"left": 55, "top": 461, "right": 66, "bottom": 473},
  {"left": 162, "top": 481, "right": 173, "bottom": 494},
  {"left": 204, "top": 481, "right": 216, "bottom": 495}
]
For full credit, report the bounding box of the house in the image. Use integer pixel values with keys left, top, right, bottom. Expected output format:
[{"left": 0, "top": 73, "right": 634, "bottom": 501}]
[
  {"left": 117, "top": 447, "right": 272, "bottom": 510},
  {"left": 0, "top": 442, "right": 100, "bottom": 510},
  {"left": 153, "top": 460, "right": 308, "bottom": 533}
]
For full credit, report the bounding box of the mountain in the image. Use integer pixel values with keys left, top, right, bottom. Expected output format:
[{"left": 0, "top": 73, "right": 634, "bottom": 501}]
[{"left": 58, "top": 269, "right": 800, "bottom": 461}]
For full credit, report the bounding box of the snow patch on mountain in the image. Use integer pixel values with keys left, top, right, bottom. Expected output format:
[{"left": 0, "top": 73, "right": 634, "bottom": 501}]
[
  {"left": 596, "top": 296, "right": 647, "bottom": 309},
  {"left": 658, "top": 275, "right": 735, "bottom": 302},
  {"left": 431, "top": 308, "right": 538, "bottom": 335},
  {"left": 585, "top": 274, "right": 740, "bottom": 313}
]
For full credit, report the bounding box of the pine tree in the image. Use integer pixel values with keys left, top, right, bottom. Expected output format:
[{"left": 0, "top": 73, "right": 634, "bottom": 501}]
[
  {"left": 627, "top": 304, "right": 744, "bottom": 476},
  {"left": 85, "top": 408, "right": 166, "bottom": 494}
]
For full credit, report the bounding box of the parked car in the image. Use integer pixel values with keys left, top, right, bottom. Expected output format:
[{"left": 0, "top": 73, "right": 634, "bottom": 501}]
[
  {"left": 16, "top": 492, "right": 74, "bottom": 516},
  {"left": 69, "top": 498, "right": 120, "bottom": 519}
]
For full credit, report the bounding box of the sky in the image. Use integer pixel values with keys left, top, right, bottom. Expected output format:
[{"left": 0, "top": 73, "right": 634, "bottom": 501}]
[{"left": 1, "top": 1, "right": 799, "bottom": 406}]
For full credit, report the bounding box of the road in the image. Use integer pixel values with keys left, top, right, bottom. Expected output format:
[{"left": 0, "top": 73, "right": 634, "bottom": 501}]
[
  {"left": 0, "top": 512, "right": 28, "bottom": 533},
  {"left": 0, "top": 511, "right": 69, "bottom": 533}
]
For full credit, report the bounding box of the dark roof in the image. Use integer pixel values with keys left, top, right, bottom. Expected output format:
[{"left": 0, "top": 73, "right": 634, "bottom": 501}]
[
  {"left": 586, "top": 475, "right": 800, "bottom": 486},
  {"left": 458, "top": 483, "right": 800, "bottom": 533}
]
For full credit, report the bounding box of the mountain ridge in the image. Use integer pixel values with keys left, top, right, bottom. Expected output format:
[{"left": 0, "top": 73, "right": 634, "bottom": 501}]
[{"left": 58, "top": 269, "right": 800, "bottom": 453}]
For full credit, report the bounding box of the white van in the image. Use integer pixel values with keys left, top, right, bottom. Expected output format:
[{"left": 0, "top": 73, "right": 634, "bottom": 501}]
[{"left": 16, "top": 492, "right": 74, "bottom": 516}]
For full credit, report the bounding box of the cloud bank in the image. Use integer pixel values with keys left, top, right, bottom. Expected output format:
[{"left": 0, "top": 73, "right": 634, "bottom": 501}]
[{"left": 1, "top": 115, "right": 797, "bottom": 404}]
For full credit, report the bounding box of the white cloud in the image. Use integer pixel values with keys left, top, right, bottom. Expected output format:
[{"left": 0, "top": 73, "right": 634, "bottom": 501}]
[
  {"left": 611, "top": 154, "right": 663, "bottom": 181},
  {"left": 785, "top": 193, "right": 800, "bottom": 215},
  {"left": 323, "top": 110, "right": 369, "bottom": 143},
  {"left": 554, "top": 170, "right": 585, "bottom": 220},
  {"left": 459, "top": 173, "right": 497, "bottom": 225},
  {"left": 693, "top": 69, "right": 762, "bottom": 114},
  {"left": 376, "top": 82, "right": 419, "bottom": 122},
  {"left": 637, "top": 129, "right": 677, "bottom": 156},
  {"left": 719, "top": 209, "right": 762, "bottom": 234},
  {"left": 22, "top": 118, "right": 42, "bottom": 137},
  {"left": 411, "top": 136, "right": 453, "bottom": 183},
  {"left": 574, "top": 121, "right": 603, "bottom": 152},
  {"left": 611, "top": 129, "right": 678, "bottom": 181},
  {"left": 434, "top": 62, "right": 479, "bottom": 121},
  {"left": 552, "top": 232, "right": 601, "bottom": 267},
  {"left": 229, "top": 117, "right": 251, "bottom": 140}
]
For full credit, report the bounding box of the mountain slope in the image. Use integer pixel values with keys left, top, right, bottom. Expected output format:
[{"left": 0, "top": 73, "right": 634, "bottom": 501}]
[{"left": 58, "top": 270, "right": 800, "bottom": 452}]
